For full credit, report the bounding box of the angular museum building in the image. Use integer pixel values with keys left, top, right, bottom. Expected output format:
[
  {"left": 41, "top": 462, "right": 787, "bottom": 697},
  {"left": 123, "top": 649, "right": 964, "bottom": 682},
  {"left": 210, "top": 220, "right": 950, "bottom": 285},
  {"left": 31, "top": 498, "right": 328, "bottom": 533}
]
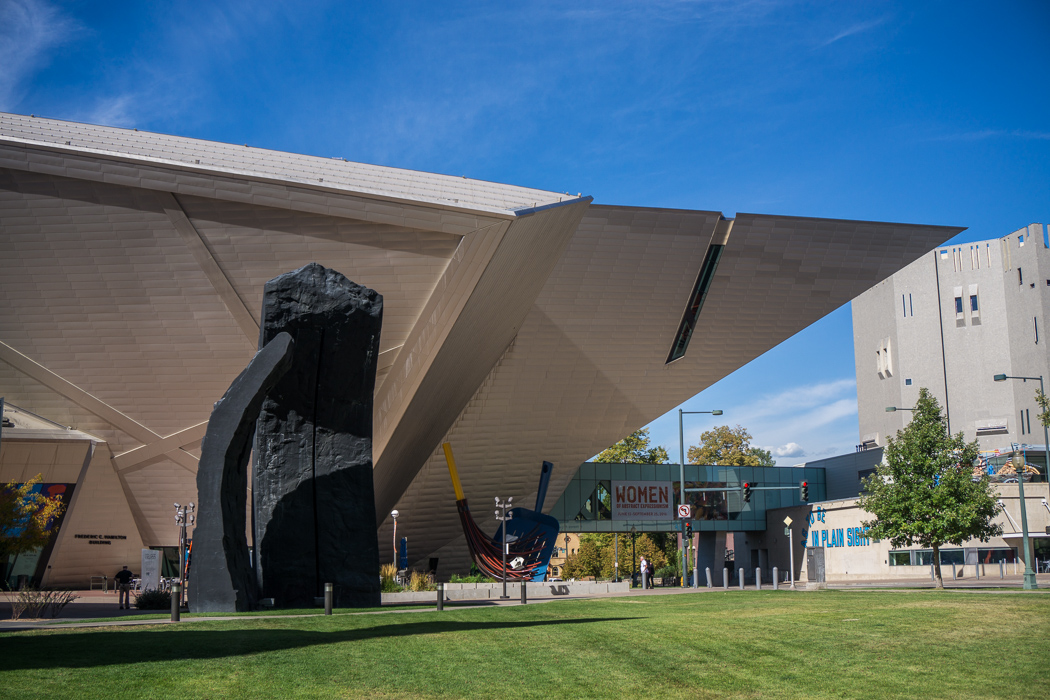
[{"left": 0, "top": 112, "right": 962, "bottom": 586}]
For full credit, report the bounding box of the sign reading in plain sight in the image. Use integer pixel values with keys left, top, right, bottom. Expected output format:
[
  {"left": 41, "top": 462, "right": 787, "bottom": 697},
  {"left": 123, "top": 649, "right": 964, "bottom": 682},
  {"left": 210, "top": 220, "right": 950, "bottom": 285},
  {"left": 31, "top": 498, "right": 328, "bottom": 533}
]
[{"left": 612, "top": 481, "right": 673, "bottom": 520}]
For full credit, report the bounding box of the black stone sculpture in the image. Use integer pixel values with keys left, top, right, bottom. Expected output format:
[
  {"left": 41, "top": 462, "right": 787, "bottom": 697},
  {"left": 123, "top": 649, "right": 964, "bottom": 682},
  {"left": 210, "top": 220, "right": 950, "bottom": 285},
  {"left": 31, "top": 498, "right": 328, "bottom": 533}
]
[
  {"left": 253, "top": 263, "right": 383, "bottom": 608},
  {"left": 191, "top": 332, "right": 294, "bottom": 613}
]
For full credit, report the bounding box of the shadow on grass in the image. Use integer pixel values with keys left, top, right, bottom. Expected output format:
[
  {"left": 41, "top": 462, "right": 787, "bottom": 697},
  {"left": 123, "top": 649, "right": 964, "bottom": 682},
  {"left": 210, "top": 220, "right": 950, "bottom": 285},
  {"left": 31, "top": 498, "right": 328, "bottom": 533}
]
[{"left": 0, "top": 617, "right": 636, "bottom": 670}]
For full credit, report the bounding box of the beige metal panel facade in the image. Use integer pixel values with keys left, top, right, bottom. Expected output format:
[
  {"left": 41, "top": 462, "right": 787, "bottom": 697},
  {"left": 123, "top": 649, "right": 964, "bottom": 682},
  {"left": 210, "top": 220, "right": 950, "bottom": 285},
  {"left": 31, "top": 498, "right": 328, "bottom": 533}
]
[
  {"left": 0, "top": 112, "right": 964, "bottom": 585},
  {"left": 0, "top": 165, "right": 478, "bottom": 548},
  {"left": 381, "top": 210, "right": 963, "bottom": 576},
  {"left": 372, "top": 199, "right": 592, "bottom": 519},
  {"left": 0, "top": 112, "right": 570, "bottom": 215},
  {"left": 0, "top": 140, "right": 507, "bottom": 236}
]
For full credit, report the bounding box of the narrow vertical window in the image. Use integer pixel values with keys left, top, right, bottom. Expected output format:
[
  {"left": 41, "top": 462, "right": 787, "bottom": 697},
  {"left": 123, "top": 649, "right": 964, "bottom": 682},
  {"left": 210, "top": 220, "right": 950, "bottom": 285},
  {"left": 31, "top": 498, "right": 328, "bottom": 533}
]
[
  {"left": 1019, "top": 268, "right": 1023, "bottom": 285},
  {"left": 902, "top": 295, "right": 906, "bottom": 317},
  {"left": 1021, "top": 410, "right": 1026, "bottom": 435},
  {"left": 970, "top": 295, "right": 979, "bottom": 312},
  {"left": 1026, "top": 409, "right": 1031, "bottom": 434},
  {"left": 909, "top": 294, "right": 913, "bottom": 316},
  {"left": 1035, "top": 317, "right": 1039, "bottom": 344},
  {"left": 666, "top": 243, "right": 724, "bottom": 363},
  {"left": 955, "top": 297, "right": 963, "bottom": 314}
]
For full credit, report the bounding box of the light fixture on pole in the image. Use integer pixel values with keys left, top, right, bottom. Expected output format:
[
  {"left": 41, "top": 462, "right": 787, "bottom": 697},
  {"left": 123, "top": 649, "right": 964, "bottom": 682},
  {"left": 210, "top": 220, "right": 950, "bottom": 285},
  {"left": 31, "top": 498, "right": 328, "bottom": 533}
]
[
  {"left": 564, "top": 533, "right": 570, "bottom": 578},
  {"left": 495, "top": 496, "right": 513, "bottom": 599},
  {"left": 993, "top": 373, "right": 1043, "bottom": 590},
  {"left": 678, "top": 408, "right": 723, "bottom": 588},
  {"left": 884, "top": 406, "right": 915, "bottom": 412},
  {"left": 174, "top": 502, "right": 195, "bottom": 607}
]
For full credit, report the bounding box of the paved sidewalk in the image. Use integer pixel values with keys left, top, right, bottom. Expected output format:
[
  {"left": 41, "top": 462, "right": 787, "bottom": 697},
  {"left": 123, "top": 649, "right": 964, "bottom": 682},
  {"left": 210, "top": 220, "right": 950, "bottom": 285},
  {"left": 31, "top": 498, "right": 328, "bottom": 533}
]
[{"left": 3, "top": 574, "right": 1047, "bottom": 633}]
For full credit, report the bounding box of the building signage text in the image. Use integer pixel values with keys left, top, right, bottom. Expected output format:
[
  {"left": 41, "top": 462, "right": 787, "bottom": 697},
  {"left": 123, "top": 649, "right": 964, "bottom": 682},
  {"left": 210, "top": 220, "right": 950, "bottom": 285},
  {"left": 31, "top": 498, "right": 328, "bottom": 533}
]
[
  {"left": 74, "top": 534, "right": 127, "bottom": 545},
  {"left": 806, "top": 508, "right": 872, "bottom": 548},
  {"left": 612, "top": 481, "right": 673, "bottom": 520}
]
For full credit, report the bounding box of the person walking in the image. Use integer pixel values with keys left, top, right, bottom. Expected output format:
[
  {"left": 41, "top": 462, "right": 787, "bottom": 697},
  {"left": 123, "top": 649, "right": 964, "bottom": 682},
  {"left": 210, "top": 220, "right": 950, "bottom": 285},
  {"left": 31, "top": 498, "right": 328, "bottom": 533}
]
[{"left": 114, "top": 565, "right": 134, "bottom": 609}]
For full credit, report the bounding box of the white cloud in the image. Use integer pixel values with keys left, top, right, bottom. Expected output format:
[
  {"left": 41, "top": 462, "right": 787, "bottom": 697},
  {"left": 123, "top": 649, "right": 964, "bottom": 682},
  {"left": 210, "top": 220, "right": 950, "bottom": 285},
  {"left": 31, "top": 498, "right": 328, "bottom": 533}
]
[
  {"left": 820, "top": 17, "right": 887, "bottom": 47},
  {"left": 773, "top": 442, "right": 805, "bottom": 458},
  {"left": 672, "top": 378, "right": 859, "bottom": 466},
  {"left": 0, "top": 0, "right": 76, "bottom": 111},
  {"left": 84, "top": 95, "right": 137, "bottom": 129}
]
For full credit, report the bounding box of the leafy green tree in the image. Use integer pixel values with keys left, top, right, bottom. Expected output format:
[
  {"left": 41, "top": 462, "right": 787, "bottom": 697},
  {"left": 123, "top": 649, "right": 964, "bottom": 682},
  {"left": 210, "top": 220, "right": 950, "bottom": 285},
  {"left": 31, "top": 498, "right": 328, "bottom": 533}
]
[
  {"left": 560, "top": 535, "right": 604, "bottom": 579},
  {"left": 561, "top": 533, "right": 667, "bottom": 581},
  {"left": 1, "top": 475, "right": 66, "bottom": 563},
  {"left": 595, "top": 428, "right": 669, "bottom": 464},
  {"left": 687, "top": 425, "right": 772, "bottom": 466},
  {"left": 748, "top": 446, "right": 777, "bottom": 467},
  {"left": 858, "top": 388, "right": 1002, "bottom": 588}
]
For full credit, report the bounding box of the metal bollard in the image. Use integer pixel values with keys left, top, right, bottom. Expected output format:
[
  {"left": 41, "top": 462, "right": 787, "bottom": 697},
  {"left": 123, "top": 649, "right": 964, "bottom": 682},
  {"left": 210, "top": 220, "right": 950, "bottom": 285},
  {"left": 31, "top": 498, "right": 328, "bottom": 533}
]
[
  {"left": 170, "top": 583, "right": 181, "bottom": 622},
  {"left": 723, "top": 567, "right": 729, "bottom": 589},
  {"left": 324, "top": 582, "right": 333, "bottom": 615},
  {"left": 642, "top": 569, "right": 648, "bottom": 590},
  {"left": 1000, "top": 559, "right": 1004, "bottom": 580},
  {"left": 930, "top": 563, "right": 935, "bottom": 582},
  {"left": 706, "top": 567, "right": 712, "bottom": 588},
  {"left": 437, "top": 582, "right": 444, "bottom": 611},
  {"left": 755, "top": 567, "right": 762, "bottom": 590},
  {"left": 692, "top": 568, "right": 699, "bottom": 588},
  {"left": 738, "top": 568, "right": 744, "bottom": 590},
  {"left": 952, "top": 562, "right": 956, "bottom": 580},
  {"left": 521, "top": 579, "right": 527, "bottom": 605},
  {"left": 773, "top": 567, "right": 779, "bottom": 591},
  {"left": 975, "top": 561, "right": 980, "bottom": 580}
]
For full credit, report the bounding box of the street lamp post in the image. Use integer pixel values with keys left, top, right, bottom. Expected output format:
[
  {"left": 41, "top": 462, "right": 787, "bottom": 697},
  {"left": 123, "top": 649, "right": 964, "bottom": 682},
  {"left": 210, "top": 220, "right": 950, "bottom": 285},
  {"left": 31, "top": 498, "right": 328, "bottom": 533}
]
[
  {"left": 495, "top": 497, "right": 513, "bottom": 599},
  {"left": 390, "top": 509, "right": 399, "bottom": 569},
  {"left": 993, "top": 373, "right": 1043, "bottom": 590},
  {"left": 630, "top": 526, "right": 637, "bottom": 585},
  {"left": 173, "top": 502, "right": 195, "bottom": 607},
  {"left": 678, "top": 409, "right": 723, "bottom": 588}
]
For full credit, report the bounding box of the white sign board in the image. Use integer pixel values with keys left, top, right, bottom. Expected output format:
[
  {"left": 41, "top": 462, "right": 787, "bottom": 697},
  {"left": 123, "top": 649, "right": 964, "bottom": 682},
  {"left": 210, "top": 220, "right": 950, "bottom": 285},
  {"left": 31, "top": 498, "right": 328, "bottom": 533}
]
[
  {"left": 612, "top": 481, "right": 674, "bottom": 520},
  {"left": 140, "top": 549, "right": 161, "bottom": 591},
  {"left": 677, "top": 504, "right": 692, "bottom": 519},
  {"left": 783, "top": 516, "right": 793, "bottom": 526}
]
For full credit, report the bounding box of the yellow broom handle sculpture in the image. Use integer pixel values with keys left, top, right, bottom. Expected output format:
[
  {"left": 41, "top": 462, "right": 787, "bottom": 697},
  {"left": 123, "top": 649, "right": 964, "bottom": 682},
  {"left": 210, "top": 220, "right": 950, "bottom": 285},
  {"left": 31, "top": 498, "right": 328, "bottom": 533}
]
[{"left": 443, "top": 442, "right": 465, "bottom": 501}]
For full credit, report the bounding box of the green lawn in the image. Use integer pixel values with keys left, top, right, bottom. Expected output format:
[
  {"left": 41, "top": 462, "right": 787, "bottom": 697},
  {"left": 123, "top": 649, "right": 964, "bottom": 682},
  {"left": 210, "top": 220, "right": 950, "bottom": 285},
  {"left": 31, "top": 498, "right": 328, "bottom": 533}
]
[{"left": 1, "top": 591, "right": 1047, "bottom": 699}]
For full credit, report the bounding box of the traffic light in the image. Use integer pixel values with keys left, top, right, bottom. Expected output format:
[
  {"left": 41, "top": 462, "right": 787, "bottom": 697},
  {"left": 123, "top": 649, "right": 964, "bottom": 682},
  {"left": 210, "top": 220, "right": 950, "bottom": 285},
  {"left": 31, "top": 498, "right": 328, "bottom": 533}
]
[
  {"left": 800, "top": 480, "right": 809, "bottom": 502},
  {"left": 742, "top": 482, "right": 752, "bottom": 503},
  {"left": 685, "top": 522, "right": 693, "bottom": 538}
]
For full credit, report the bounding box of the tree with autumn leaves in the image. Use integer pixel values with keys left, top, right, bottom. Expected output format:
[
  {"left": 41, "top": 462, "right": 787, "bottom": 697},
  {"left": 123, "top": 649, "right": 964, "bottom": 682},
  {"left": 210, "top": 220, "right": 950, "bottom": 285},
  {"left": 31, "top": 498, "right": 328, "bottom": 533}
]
[{"left": 1, "top": 475, "right": 66, "bottom": 567}]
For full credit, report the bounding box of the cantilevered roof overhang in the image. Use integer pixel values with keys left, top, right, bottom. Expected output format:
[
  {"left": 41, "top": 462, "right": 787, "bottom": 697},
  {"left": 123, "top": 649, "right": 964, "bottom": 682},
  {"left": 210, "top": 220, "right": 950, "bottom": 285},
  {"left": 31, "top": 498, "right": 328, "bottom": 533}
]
[{"left": 0, "top": 112, "right": 963, "bottom": 575}]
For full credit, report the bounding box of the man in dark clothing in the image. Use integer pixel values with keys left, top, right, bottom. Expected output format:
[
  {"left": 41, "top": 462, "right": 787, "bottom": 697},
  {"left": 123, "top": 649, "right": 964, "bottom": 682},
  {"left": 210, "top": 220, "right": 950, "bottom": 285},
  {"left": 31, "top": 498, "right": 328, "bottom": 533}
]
[{"left": 114, "top": 566, "right": 134, "bottom": 609}]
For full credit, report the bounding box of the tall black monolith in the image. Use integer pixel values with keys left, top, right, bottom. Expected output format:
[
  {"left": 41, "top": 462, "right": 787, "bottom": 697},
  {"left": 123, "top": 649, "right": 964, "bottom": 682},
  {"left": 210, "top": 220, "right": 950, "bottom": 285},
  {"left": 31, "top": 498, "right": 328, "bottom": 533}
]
[
  {"left": 253, "top": 263, "right": 383, "bottom": 608},
  {"left": 191, "top": 332, "right": 294, "bottom": 613}
]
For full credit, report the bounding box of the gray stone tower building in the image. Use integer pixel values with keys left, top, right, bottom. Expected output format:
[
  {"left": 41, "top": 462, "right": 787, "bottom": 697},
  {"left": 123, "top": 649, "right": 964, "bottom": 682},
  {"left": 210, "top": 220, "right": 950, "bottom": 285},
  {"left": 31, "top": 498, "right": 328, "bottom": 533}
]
[{"left": 853, "top": 223, "right": 1050, "bottom": 456}]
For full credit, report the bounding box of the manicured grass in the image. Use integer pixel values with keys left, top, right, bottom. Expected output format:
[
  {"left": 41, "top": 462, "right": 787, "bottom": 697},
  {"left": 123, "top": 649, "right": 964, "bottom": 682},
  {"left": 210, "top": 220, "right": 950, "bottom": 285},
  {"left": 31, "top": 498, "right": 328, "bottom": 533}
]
[
  {"left": 51, "top": 603, "right": 430, "bottom": 624},
  {"left": 1, "top": 591, "right": 1047, "bottom": 699}
]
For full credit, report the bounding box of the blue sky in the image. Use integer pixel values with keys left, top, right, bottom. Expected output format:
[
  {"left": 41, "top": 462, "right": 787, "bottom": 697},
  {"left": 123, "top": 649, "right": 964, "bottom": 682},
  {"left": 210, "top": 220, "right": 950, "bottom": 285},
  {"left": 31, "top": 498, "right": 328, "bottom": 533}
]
[{"left": 2, "top": 0, "right": 1048, "bottom": 463}]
